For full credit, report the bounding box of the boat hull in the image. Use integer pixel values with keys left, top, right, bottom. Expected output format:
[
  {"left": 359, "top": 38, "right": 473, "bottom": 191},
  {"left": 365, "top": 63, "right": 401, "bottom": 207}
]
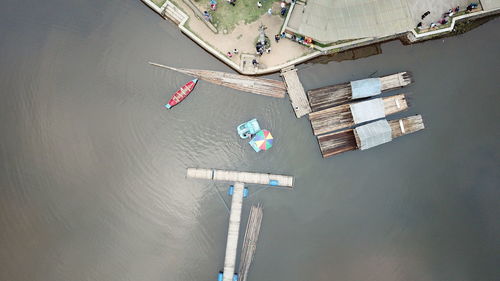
[{"left": 165, "top": 79, "right": 198, "bottom": 109}]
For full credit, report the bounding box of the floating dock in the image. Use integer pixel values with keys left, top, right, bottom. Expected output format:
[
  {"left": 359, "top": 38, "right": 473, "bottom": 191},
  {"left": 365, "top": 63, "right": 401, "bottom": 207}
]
[
  {"left": 186, "top": 168, "right": 293, "bottom": 281},
  {"left": 150, "top": 62, "right": 286, "bottom": 98},
  {"left": 309, "top": 94, "right": 408, "bottom": 136},
  {"left": 307, "top": 72, "right": 413, "bottom": 112},
  {"left": 223, "top": 182, "right": 244, "bottom": 281},
  {"left": 280, "top": 66, "right": 311, "bottom": 118},
  {"left": 317, "top": 115, "right": 424, "bottom": 158},
  {"left": 187, "top": 168, "right": 294, "bottom": 188}
]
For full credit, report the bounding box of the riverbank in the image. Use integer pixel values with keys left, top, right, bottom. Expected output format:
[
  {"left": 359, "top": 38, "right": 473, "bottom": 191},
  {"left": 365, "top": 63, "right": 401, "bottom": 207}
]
[{"left": 141, "top": 0, "right": 499, "bottom": 75}]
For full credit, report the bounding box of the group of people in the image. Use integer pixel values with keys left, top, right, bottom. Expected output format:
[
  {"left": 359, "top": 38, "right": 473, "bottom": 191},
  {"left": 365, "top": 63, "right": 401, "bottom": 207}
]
[
  {"left": 258, "top": 1, "right": 288, "bottom": 16},
  {"left": 204, "top": 0, "right": 238, "bottom": 22},
  {"left": 290, "top": 34, "right": 313, "bottom": 47},
  {"left": 274, "top": 32, "right": 286, "bottom": 43},
  {"left": 208, "top": 0, "right": 298, "bottom": 62},
  {"left": 205, "top": 0, "right": 293, "bottom": 23},
  {"left": 255, "top": 41, "right": 270, "bottom": 56},
  {"left": 226, "top": 48, "right": 239, "bottom": 58},
  {"left": 416, "top": 3, "right": 480, "bottom": 31},
  {"left": 208, "top": 0, "right": 237, "bottom": 10}
]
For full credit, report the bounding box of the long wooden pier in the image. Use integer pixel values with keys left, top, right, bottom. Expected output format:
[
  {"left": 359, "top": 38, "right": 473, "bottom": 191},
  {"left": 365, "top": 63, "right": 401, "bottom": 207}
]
[
  {"left": 280, "top": 66, "right": 311, "bottom": 118},
  {"left": 223, "top": 182, "right": 244, "bottom": 281},
  {"left": 150, "top": 62, "right": 286, "bottom": 98},
  {"left": 186, "top": 168, "right": 293, "bottom": 281},
  {"left": 307, "top": 72, "right": 413, "bottom": 112},
  {"left": 309, "top": 94, "right": 408, "bottom": 135},
  {"left": 317, "top": 115, "right": 424, "bottom": 158}
]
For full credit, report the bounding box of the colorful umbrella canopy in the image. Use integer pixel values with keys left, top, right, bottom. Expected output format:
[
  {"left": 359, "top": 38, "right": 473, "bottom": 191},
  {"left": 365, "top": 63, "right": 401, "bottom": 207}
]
[{"left": 251, "top": 130, "right": 273, "bottom": 151}]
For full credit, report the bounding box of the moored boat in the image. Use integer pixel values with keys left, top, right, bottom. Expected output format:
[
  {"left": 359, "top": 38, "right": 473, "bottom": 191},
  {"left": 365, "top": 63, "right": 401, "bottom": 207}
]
[
  {"left": 165, "top": 78, "right": 198, "bottom": 109},
  {"left": 237, "top": 119, "right": 261, "bottom": 139}
]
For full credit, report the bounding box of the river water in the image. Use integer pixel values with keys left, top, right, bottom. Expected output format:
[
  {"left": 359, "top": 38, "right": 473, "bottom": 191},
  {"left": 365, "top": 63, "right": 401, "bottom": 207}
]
[{"left": 0, "top": 1, "right": 498, "bottom": 281}]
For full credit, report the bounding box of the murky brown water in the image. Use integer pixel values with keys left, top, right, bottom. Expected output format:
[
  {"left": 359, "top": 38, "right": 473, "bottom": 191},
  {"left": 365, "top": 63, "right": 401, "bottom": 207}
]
[{"left": 0, "top": 1, "right": 498, "bottom": 281}]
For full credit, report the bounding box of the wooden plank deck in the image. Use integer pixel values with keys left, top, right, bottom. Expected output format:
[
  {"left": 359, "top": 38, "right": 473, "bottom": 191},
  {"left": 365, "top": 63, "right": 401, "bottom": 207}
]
[
  {"left": 317, "top": 129, "right": 358, "bottom": 158},
  {"left": 317, "top": 115, "right": 424, "bottom": 158},
  {"left": 150, "top": 62, "right": 286, "bottom": 98},
  {"left": 223, "top": 182, "right": 244, "bottom": 281},
  {"left": 309, "top": 94, "right": 408, "bottom": 136},
  {"left": 307, "top": 72, "right": 413, "bottom": 112},
  {"left": 388, "top": 114, "right": 425, "bottom": 138},
  {"left": 281, "top": 67, "right": 311, "bottom": 118},
  {"left": 186, "top": 168, "right": 294, "bottom": 188}
]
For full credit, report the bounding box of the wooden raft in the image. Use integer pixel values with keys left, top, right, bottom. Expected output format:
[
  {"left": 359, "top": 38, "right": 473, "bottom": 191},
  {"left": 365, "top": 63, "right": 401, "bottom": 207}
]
[
  {"left": 307, "top": 72, "right": 413, "bottom": 112},
  {"left": 149, "top": 62, "right": 286, "bottom": 98},
  {"left": 309, "top": 94, "right": 408, "bottom": 136},
  {"left": 280, "top": 66, "right": 311, "bottom": 118},
  {"left": 317, "top": 115, "right": 424, "bottom": 158}
]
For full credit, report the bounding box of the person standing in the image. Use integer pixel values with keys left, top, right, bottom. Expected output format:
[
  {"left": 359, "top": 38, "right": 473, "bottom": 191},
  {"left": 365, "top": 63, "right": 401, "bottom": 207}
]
[
  {"left": 257, "top": 1, "right": 262, "bottom": 8},
  {"left": 233, "top": 48, "right": 239, "bottom": 54},
  {"left": 280, "top": 7, "right": 287, "bottom": 16},
  {"left": 203, "top": 11, "right": 212, "bottom": 22},
  {"left": 267, "top": 8, "right": 272, "bottom": 15},
  {"left": 275, "top": 34, "right": 280, "bottom": 43}
]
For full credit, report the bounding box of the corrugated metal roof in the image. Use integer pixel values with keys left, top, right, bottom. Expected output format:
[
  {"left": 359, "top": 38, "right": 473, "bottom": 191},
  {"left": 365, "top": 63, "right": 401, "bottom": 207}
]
[
  {"left": 294, "top": 0, "right": 413, "bottom": 43},
  {"left": 481, "top": 0, "right": 500, "bottom": 9}
]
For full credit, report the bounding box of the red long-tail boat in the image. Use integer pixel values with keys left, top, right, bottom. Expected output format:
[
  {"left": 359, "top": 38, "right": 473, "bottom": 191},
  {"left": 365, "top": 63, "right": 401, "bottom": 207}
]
[{"left": 165, "top": 79, "right": 198, "bottom": 109}]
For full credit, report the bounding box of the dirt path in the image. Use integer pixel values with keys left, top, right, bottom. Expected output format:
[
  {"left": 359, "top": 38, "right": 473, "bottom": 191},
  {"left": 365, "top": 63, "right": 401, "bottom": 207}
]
[{"left": 176, "top": 1, "right": 312, "bottom": 68}]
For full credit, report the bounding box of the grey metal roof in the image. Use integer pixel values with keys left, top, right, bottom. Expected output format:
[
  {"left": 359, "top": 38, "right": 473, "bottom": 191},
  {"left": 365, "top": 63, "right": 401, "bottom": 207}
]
[
  {"left": 294, "top": 0, "right": 413, "bottom": 43},
  {"left": 481, "top": 0, "right": 500, "bottom": 9}
]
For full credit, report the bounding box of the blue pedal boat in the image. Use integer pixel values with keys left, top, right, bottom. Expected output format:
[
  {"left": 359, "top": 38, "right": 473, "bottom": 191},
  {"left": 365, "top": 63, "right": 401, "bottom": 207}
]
[{"left": 237, "top": 119, "right": 261, "bottom": 139}]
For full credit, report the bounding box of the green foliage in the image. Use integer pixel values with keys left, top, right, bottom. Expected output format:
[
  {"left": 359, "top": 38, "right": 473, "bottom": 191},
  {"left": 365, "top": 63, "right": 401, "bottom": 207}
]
[
  {"left": 210, "top": 0, "right": 280, "bottom": 32},
  {"left": 152, "top": 0, "right": 167, "bottom": 7}
]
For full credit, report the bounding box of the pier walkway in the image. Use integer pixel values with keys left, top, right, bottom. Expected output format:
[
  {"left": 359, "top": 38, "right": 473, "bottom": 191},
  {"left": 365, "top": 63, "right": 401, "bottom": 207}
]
[
  {"left": 223, "top": 182, "right": 244, "bottom": 281},
  {"left": 186, "top": 168, "right": 293, "bottom": 281},
  {"left": 281, "top": 66, "right": 311, "bottom": 118}
]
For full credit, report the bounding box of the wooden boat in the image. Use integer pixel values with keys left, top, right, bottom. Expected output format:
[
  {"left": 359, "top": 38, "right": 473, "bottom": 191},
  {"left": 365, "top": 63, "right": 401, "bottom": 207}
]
[
  {"left": 165, "top": 79, "right": 198, "bottom": 109},
  {"left": 307, "top": 72, "right": 412, "bottom": 112},
  {"left": 309, "top": 94, "right": 408, "bottom": 136},
  {"left": 317, "top": 115, "right": 424, "bottom": 158}
]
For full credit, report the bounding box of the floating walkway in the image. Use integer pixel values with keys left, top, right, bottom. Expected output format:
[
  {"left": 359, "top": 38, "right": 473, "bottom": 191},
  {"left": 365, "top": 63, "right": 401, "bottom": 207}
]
[
  {"left": 317, "top": 115, "right": 425, "bottom": 158},
  {"left": 280, "top": 66, "right": 311, "bottom": 118},
  {"left": 309, "top": 94, "right": 408, "bottom": 136},
  {"left": 307, "top": 72, "right": 413, "bottom": 112},
  {"left": 186, "top": 168, "right": 293, "bottom": 281},
  {"left": 187, "top": 168, "right": 294, "bottom": 188},
  {"left": 223, "top": 182, "right": 244, "bottom": 281},
  {"left": 150, "top": 62, "right": 286, "bottom": 98}
]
